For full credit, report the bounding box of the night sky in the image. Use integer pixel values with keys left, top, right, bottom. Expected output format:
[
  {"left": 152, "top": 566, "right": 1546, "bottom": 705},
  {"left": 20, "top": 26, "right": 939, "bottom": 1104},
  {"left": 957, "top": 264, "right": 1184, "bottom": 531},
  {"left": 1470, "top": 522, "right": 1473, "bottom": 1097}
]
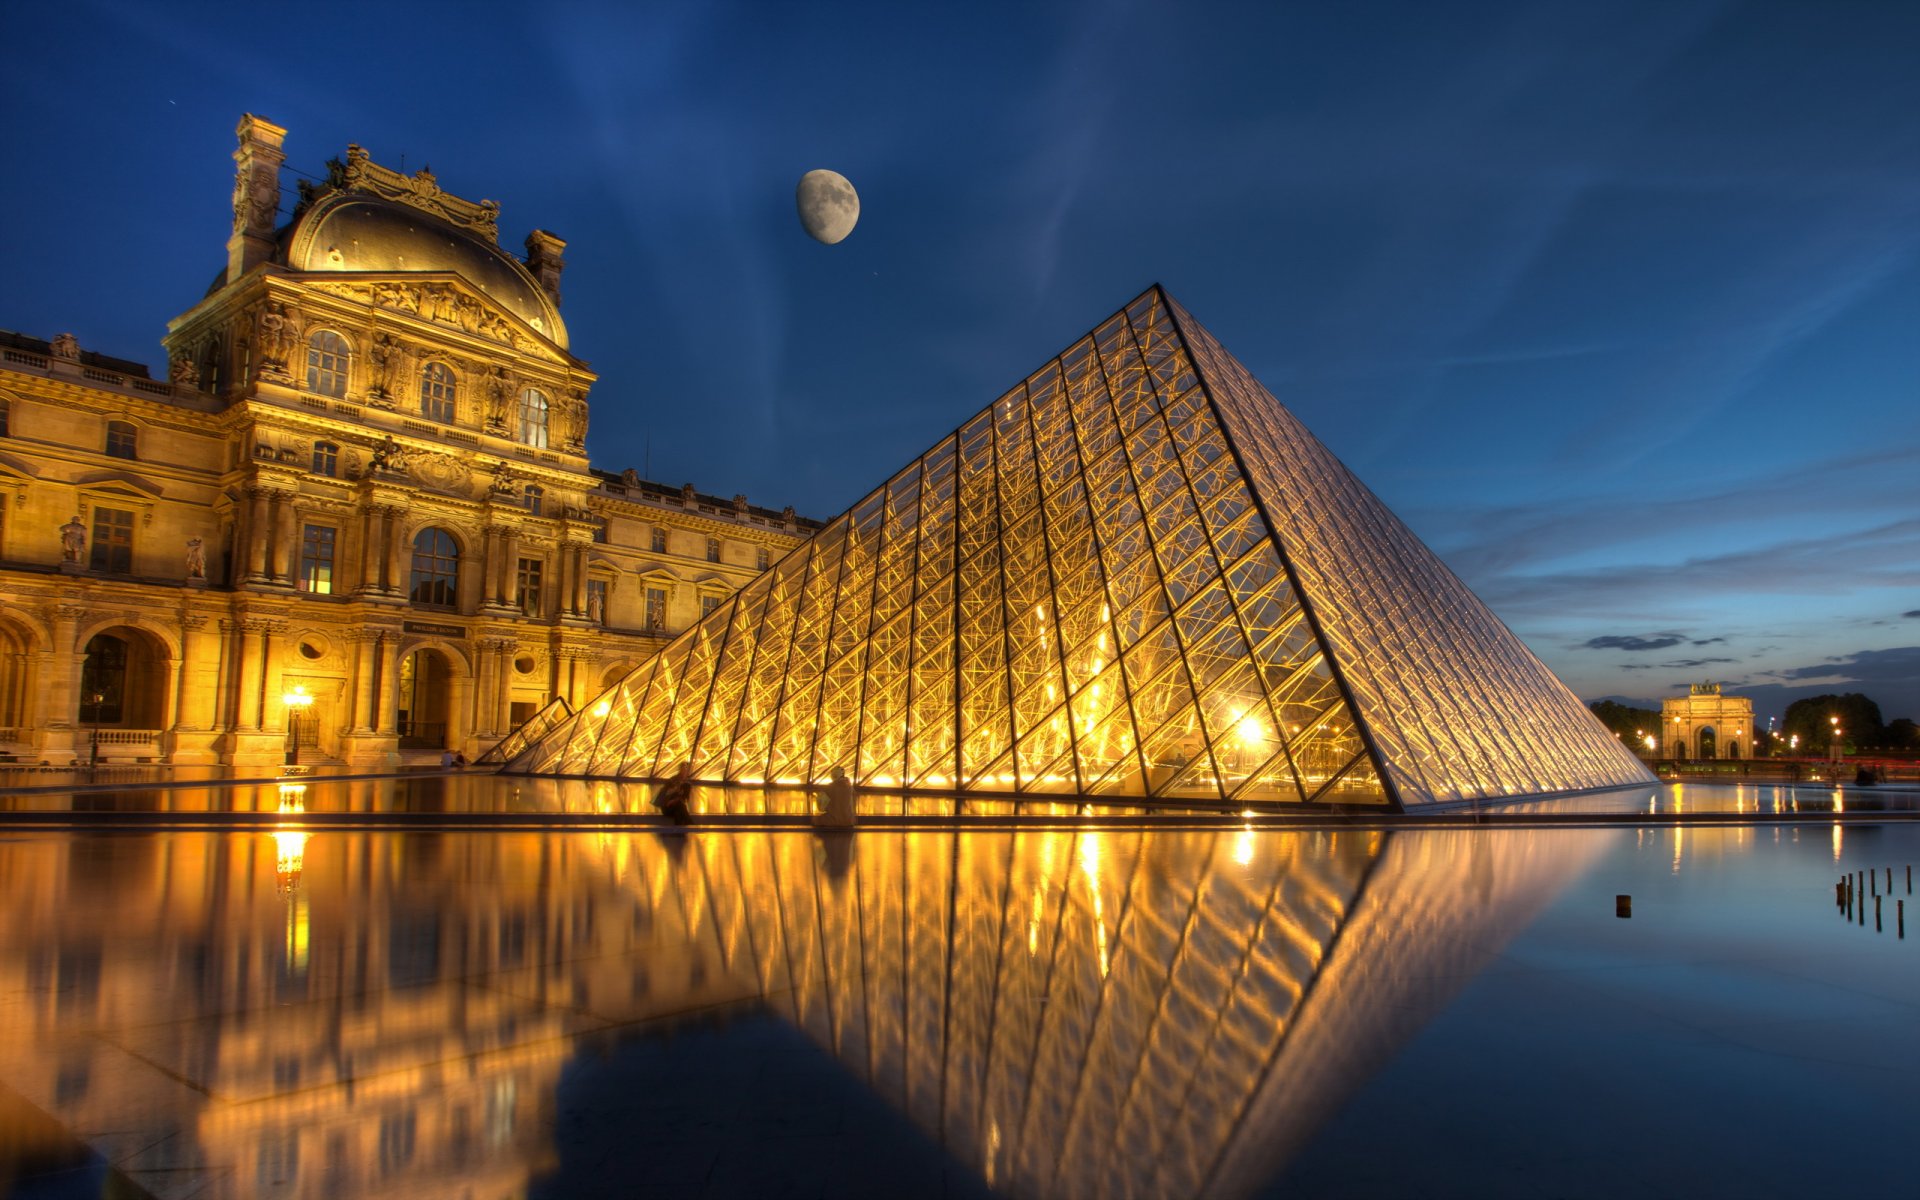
[{"left": 3, "top": 1, "right": 1915, "bottom": 725}]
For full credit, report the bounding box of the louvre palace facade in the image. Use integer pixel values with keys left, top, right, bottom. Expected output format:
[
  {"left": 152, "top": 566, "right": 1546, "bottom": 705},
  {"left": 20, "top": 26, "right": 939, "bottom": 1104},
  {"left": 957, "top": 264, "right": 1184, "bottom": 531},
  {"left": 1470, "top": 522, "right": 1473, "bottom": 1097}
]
[{"left": 0, "top": 115, "right": 815, "bottom": 769}]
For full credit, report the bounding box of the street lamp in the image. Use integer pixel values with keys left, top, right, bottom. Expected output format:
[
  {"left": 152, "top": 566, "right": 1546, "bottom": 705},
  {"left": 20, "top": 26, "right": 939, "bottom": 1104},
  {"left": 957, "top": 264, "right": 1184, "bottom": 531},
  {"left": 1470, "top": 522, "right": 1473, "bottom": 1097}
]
[
  {"left": 283, "top": 685, "right": 314, "bottom": 766},
  {"left": 1829, "top": 716, "right": 1843, "bottom": 764},
  {"left": 87, "top": 689, "right": 105, "bottom": 770}
]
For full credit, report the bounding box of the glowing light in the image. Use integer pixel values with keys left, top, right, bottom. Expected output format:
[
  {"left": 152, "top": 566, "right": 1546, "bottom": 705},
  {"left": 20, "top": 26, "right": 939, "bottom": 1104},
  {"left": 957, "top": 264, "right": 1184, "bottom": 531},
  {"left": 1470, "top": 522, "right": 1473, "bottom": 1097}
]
[{"left": 592, "top": 699, "right": 611, "bottom": 718}]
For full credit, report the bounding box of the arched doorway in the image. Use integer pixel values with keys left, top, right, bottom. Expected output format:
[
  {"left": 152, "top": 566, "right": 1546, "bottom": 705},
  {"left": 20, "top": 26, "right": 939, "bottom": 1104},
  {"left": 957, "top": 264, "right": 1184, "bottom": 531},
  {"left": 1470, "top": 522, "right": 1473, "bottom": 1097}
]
[
  {"left": 0, "top": 617, "right": 38, "bottom": 746},
  {"left": 1725, "top": 740, "right": 1741, "bottom": 760},
  {"left": 397, "top": 648, "right": 453, "bottom": 749},
  {"left": 1697, "top": 726, "right": 1717, "bottom": 760},
  {"left": 77, "top": 627, "right": 171, "bottom": 759}
]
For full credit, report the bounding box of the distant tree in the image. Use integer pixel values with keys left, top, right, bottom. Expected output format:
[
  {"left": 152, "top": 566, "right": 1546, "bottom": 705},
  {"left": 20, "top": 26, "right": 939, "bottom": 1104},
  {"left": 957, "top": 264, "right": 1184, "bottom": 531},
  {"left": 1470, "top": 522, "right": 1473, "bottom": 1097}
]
[
  {"left": 1590, "top": 700, "right": 1660, "bottom": 746},
  {"left": 1781, "top": 694, "right": 1884, "bottom": 755},
  {"left": 1885, "top": 717, "right": 1920, "bottom": 752}
]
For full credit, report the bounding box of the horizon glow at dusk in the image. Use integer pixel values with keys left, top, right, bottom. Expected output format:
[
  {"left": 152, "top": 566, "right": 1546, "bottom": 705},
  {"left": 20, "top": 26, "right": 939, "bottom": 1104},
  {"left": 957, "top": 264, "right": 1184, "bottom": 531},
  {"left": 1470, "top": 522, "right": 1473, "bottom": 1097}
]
[{"left": 3, "top": 0, "right": 1915, "bottom": 723}]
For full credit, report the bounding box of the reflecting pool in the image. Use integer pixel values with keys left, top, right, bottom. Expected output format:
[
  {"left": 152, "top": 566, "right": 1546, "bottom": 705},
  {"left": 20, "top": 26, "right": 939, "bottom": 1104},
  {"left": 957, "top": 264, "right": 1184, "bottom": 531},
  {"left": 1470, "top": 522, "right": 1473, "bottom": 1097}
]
[{"left": 1, "top": 784, "right": 1915, "bottom": 1197}]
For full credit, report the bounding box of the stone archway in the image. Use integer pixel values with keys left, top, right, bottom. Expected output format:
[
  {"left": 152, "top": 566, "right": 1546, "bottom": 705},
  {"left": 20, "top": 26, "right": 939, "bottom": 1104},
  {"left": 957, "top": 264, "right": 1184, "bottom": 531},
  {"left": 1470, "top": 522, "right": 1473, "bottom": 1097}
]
[
  {"left": 0, "top": 614, "right": 43, "bottom": 749},
  {"left": 77, "top": 625, "right": 173, "bottom": 760},
  {"left": 1697, "top": 726, "right": 1717, "bottom": 760},
  {"left": 398, "top": 647, "right": 455, "bottom": 750}
]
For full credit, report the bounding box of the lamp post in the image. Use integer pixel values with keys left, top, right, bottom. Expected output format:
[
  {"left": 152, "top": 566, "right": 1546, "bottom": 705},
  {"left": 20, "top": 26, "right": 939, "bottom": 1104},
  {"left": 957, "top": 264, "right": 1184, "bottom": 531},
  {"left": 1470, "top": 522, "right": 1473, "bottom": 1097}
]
[
  {"left": 283, "top": 685, "right": 313, "bottom": 767},
  {"left": 87, "top": 689, "right": 105, "bottom": 770},
  {"left": 1829, "top": 716, "right": 1843, "bottom": 765}
]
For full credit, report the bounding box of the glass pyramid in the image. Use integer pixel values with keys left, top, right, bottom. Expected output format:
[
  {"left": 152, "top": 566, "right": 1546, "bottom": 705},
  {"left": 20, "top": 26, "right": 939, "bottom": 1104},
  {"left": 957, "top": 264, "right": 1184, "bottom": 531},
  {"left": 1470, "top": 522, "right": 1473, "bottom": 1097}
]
[{"left": 510, "top": 287, "right": 1652, "bottom": 808}]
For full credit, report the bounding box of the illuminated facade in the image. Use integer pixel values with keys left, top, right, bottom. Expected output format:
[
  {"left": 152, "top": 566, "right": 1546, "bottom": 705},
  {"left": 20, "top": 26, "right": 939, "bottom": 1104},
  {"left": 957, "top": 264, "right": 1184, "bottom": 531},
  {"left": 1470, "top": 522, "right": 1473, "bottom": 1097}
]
[
  {"left": 0, "top": 115, "right": 814, "bottom": 769},
  {"left": 514, "top": 287, "right": 1652, "bottom": 808},
  {"left": 1661, "top": 682, "right": 1752, "bottom": 759}
]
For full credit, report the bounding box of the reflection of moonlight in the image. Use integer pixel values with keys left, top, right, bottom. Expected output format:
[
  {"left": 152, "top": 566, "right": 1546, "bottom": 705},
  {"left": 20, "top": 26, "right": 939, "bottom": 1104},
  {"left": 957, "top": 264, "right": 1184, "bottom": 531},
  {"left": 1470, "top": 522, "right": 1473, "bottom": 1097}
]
[{"left": 796, "top": 169, "right": 859, "bottom": 244}]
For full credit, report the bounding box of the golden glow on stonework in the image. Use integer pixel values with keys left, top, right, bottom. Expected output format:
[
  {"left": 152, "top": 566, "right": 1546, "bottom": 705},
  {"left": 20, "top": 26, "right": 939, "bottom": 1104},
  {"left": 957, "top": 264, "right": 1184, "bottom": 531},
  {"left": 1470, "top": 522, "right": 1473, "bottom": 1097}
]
[{"left": 512, "top": 288, "right": 1651, "bottom": 808}]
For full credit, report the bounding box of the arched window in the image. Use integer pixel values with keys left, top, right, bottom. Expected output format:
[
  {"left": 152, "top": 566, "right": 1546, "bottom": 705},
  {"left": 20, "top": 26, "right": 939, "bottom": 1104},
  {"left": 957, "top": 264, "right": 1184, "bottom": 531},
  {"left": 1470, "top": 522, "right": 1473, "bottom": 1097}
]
[
  {"left": 79, "top": 634, "right": 129, "bottom": 724},
  {"left": 408, "top": 527, "right": 460, "bottom": 610},
  {"left": 523, "top": 484, "right": 543, "bottom": 516},
  {"left": 105, "top": 420, "right": 138, "bottom": 460},
  {"left": 420, "top": 362, "right": 456, "bottom": 423},
  {"left": 306, "top": 330, "right": 350, "bottom": 397},
  {"left": 312, "top": 441, "right": 339, "bottom": 477},
  {"left": 516, "top": 388, "right": 549, "bottom": 448}
]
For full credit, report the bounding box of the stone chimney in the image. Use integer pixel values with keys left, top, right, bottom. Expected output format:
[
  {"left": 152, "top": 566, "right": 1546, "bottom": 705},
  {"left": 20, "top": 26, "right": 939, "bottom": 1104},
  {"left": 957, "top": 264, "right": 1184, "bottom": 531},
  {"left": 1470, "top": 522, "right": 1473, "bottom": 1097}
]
[
  {"left": 227, "top": 114, "right": 287, "bottom": 284},
  {"left": 525, "top": 230, "right": 567, "bottom": 305}
]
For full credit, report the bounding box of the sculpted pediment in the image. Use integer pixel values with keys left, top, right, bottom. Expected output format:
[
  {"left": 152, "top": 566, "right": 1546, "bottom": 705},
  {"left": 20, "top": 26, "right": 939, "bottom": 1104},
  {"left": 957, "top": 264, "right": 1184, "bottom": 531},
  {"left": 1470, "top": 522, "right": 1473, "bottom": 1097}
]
[{"left": 301, "top": 275, "right": 569, "bottom": 363}]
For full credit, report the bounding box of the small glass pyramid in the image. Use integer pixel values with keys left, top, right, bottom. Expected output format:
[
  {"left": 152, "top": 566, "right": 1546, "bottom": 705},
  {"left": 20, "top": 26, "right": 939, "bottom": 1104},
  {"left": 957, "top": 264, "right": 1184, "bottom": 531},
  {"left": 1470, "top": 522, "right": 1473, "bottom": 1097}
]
[{"left": 509, "top": 288, "right": 1653, "bottom": 808}]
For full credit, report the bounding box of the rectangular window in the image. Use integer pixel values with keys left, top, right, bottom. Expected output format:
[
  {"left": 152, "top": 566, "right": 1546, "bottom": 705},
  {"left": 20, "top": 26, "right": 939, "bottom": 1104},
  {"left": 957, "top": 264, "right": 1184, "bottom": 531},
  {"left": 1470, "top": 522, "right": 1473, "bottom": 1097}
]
[
  {"left": 311, "top": 442, "right": 338, "bottom": 477},
  {"left": 516, "top": 557, "right": 543, "bottom": 616},
  {"left": 650, "top": 527, "right": 668, "bottom": 554},
  {"left": 645, "top": 586, "right": 667, "bottom": 631},
  {"left": 586, "top": 578, "right": 608, "bottom": 625},
  {"left": 105, "top": 422, "right": 138, "bottom": 460},
  {"left": 756, "top": 547, "right": 770, "bottom": 570},
  {"left": 700, "top": 595, "right": 720, "bottom": 619},
  {"left": 88, "top": 507, "right": 135, "bottom": 574},
  {"left": 706, "top": 536, "right": 721, "bottom": 563},
  {"left": 298, "top": 525, "right": 335, "bottom": 594}
]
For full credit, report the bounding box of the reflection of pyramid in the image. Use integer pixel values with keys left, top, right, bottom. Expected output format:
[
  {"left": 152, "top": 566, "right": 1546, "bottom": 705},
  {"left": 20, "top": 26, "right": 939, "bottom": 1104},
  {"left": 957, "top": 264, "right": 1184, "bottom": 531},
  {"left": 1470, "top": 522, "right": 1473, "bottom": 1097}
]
[{"left": 512, "top": 287, "right": 1651, "bottom": 807}]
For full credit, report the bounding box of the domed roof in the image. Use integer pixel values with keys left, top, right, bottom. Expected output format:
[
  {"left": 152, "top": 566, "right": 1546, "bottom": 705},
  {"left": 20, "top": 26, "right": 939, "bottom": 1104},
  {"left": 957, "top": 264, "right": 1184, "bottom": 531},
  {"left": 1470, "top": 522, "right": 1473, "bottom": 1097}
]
[{"left": 284, "top": 193, "right": 568, "bottom": 349}]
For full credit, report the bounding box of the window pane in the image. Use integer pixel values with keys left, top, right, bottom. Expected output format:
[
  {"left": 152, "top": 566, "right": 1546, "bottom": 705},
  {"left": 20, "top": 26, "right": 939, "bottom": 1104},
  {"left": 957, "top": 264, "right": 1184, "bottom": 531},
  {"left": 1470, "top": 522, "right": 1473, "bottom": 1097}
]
[
  {"left": 517, "top": 389, "right": 549, "bottom": 448},
  {"left": 105, "top": 421, "right": 137, "bottom": 460},
  {"left": 306, "top": 331, "right": 349, "bottom": 398},
  {"left": 516, "top": 557, "right": 543, "bottom": 615},
  {"left": 300, "top": 525, "right": 335, "bottom": 594},
  {"left": 420, "top": 363, "right": 456, "bottom": 423},
  {"left": 312, "top": 442, "right": 338, "bottom": 477},
  {"left": 409, "top": 528, "right": 460, "bottom": 609},
  {"left": 88, "top": 507, "right": 135, "bottom": 574}
]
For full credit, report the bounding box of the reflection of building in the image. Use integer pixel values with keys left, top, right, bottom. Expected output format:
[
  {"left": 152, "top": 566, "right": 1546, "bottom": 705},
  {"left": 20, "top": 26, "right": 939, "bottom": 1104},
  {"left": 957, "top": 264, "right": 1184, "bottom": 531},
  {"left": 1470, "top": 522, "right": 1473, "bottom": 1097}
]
[
  {"left": 0, "top": 115, "right": 815, "bottom": 768},
  {"left": 518, "top": 287, "right": 1652, "bottom": 808},
  {"left": 0, "top": 815, "right": 1595, "bottom": 1199},
  {"left": 1662, "top": 682, "right": 1752, "bottom": 759}
]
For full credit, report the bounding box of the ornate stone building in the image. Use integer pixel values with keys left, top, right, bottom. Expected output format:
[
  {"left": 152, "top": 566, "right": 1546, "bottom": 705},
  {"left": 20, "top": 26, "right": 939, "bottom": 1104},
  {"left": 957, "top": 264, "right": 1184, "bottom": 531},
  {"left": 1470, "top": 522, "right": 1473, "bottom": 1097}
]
[
  {"left": 0, "top": 115, "right": 815, "bottom": 769},
  {"left": 1661, "top": 682, "right": 1753, "bottom": 760}
]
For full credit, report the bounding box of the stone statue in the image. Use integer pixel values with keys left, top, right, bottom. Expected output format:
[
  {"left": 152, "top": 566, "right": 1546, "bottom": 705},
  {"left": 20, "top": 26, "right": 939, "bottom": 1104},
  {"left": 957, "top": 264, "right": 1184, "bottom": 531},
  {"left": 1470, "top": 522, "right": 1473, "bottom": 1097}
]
[
  {"left": 621, "top": 468, "right": 640, "bottom": 489},
  {"left": 50, "top": 333, "right": 79, "bottom": 360},
  {"left": 586, "top": 586, "right": 604, "bottom": 624},
  {"left": 60, "top": 515, "right": 85, "bottom": 563},
  {"left": 490, "top": 462, "right": 516, "bottom": 495},
  {"left": 732, "top": 493, "right": 748, "bottom": 511},
  {"left": 170, "top": 353, "right": 199, "bottom": 386},
  {"left": 185, "top": 537, "right": 206, "bottom": 580},
  {"left": 368, "top": 333, "right": 403, "bottom": 397},
  {"left": 781, "top": 505, "right": 796, "bottom": 523},
  {"left": 255, "top": 301, "right": 297, "bottom": 370},
  {"left": 681, "top": 482, "right": 697, "bottom": 504},
  {"left": 370, "top": 434, "right": 411, "bottom": 474},
  {"left": 485, "top": 367, "right": 511, "bottom": 428}
]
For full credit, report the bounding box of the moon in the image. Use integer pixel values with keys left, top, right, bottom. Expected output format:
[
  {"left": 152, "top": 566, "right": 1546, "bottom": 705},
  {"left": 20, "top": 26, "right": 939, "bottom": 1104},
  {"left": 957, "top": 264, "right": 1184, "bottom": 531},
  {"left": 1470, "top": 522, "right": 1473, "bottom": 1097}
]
[{"left": 796, "top": 169, "right": 859, "bottom": 244}]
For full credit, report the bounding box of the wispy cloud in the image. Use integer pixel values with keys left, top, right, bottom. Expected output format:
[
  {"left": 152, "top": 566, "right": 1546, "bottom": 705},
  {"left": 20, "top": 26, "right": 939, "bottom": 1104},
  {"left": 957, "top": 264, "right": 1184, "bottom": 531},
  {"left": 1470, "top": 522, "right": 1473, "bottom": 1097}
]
[{"left": 1581, "top": 633, "right": 1686, "bottom": 651}]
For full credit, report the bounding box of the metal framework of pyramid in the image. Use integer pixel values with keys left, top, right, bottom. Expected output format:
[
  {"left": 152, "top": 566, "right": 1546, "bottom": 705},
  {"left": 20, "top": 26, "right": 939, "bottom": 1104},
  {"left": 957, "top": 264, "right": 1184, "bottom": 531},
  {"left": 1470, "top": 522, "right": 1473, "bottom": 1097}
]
[{"left": 510, "top": 287, "right": 1652, "bottom": 808}]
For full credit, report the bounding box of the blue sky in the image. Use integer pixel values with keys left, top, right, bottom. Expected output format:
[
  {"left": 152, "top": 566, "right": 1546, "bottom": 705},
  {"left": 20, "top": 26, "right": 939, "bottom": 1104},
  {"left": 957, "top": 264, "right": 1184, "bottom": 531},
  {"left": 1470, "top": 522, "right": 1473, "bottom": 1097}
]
[{"left": 3, "top": 0, "right": 1915, "bottom": 724}]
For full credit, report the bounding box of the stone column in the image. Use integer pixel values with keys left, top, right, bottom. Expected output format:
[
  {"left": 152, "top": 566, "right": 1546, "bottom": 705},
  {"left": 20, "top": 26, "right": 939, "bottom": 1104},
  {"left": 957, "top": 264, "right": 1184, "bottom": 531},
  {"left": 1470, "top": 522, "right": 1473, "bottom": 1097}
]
[
  {"left": 353, "top": 505, "right": 379, "bottom": 595},
  {"left": 245, "top": 489, "right": 272, "bottom": 582},
  {"left": 374, "top": 635, "right": 401, "bottom": 734},
  {"left": 494, "top": 641, "right": 515, "bottom": 733},
  {"left": 42, "top": 605, "right": 85, "bottom": 732},
  {"left": 174, "top": 615, "right": 219, "bottom": 729},
  {"left": 572, "top": 545, "right": 589, "bottom": 617},
  {"left": 235, "top": 620, "right": 275, "bottom": 730},
  {"left": 272, "top": 490, "right": 299, "bottom": 582},
  {"left": 498, "top": 528, "right": 520, "bottom": 609},
  {"left": 383, "top": 508, "right": 407, "bottom": 596},
  {"left": 471, "top": 640, "right": 498, "bottom": 739},
  {"left": 350, "top": 634, "right": 378, "bottom": 732}
]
